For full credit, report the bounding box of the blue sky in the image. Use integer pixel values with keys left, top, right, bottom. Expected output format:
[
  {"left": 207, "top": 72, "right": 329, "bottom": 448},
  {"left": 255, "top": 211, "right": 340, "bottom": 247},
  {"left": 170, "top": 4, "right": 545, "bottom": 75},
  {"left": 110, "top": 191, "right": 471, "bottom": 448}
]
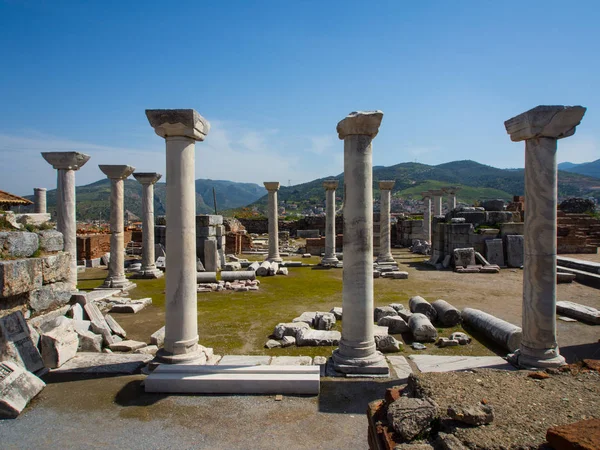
[{"left": 1, "top": 0, "right": 598, "bottom": 195}]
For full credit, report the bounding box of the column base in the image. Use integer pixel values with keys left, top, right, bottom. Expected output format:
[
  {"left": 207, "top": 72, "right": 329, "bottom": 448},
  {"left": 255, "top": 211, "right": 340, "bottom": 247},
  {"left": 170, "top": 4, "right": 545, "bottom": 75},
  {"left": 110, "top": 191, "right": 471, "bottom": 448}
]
[
  {"left": 507, "top": 347, "right": 566, "bottom": 369},
  {"left": 154, "top": 340, "right": 206, "bottom": 365},
  {"left": 131, "top": 268, "right": 164, "bottom": 279},
  {"left": 376, "top": 255, "right": 395, "bottom": 263},
  {"left": 320, "top": 256, "right": 340, "bottom": 266},
  {"left": 331, "top": 349, "right": 389, "bottom": 376},
  {"left": 97, "top": 277, "right": 137, "bottom": 292},
  {"left": 266, "top": 256, "right": 283, "bottom": 263}
]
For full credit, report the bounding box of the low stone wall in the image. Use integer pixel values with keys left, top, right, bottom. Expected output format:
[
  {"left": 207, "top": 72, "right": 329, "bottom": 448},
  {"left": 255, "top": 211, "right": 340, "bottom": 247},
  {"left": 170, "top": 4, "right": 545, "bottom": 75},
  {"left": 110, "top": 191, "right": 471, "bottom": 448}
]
[
  {"left": 396, "top": 219, "right": 427, "bottom": 247},
  {"left": 557, "top": 212, "right": 600, "bottom": 254},
  {"left": 305, "top": 235, "right": 343, "bottom": 256},
  {"left": 238, "top": 216, "right": 344, "bottom": 237},
  {"left": 76, "top": 231, "right": 133, "bottom": 261}
]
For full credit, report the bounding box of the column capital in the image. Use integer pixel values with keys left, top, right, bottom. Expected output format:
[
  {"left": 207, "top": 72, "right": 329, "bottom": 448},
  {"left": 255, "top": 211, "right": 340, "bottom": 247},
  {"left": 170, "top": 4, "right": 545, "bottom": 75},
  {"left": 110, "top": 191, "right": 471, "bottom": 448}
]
[
  {"left": 442, "top": 186, "right": 460, "bottom": 194},
  {"left": 99, "top": 164, "right": 135, "bottom": 180},
  {"left": 133, "top": 172, "right": 162, "bottom": 185},
  {"left": 429, "top": 189, "right": 444, "bottom": 196},
  {"left": 378, "top": 180, "right": 395, "bottom": 191},
  {"left": 42, "top": 152, "right": 90, "bottom": 170},
  {"left": 505, "top": 105, "right": 586, "bottom": 142},
  {"left": 337, "top": 110, "right": 383, "bottom": 140},
  {"left": 421, "top": 191, "right": 432, "bottom": 199},
  {"left": 322, "top": 179, "right": 339, "bottom": 190},
  {"left": 264, "top": 181, "right": 280, "bottom": 191},
  {"left": 146, "top": 109, "right": 210, "bottom": 141}
]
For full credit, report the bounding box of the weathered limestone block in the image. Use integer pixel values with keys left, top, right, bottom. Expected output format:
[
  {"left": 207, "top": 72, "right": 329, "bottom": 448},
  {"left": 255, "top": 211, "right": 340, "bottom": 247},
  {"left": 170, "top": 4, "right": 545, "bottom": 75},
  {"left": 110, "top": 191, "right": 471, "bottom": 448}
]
[
  {"left": 431, "top": 299, "right": 461, "bottom": 327},
  {"left": 437, "top": 338, "right": 459, "bottom": 347},
  {"left": 505, "top": 235, "right": 524, "bottom": 268},
  {"left": 374, "top": 306, "right": 398, "bottom": 322},
  {"left": 375, "top": 335, "right": 402, "bottom": 353},
  {"left": 408, "top": 313, "right": 438, "bottom": 342},
  {"left": 481, "top": 199, "right": 505, "bottom": 211},
  {"left": 0, "top": 232, "right": 39, "bottom": 258},
  {"left": 397, "top": 309, "right": 413, "bottom": 322},
  {"left": 264, "top": 339, "right": 281, "bottom": 349},
  {"left": 75, "top": 329, "right": 103, "bottom": 352},
  {"left": 104, "top": 314, "right": 127, "bottom": 338},
  {"left": 204, "top": 239, "right": 219, "bottom": 272},
  {"left": 453, "top": 248, "right": 476, "bottom": 268},
  {"left": 0, "top": 311, "right": 45, "bottom": 374},
  {"left": 28, "top": 281, "right": 73, "bottom": 313},
  {"left": 296, "top": 328, "right": 340, "bottom": 346},
  {"left": 134, "top": 345, "right": 158, "bottom": 356},
  {"left": 387, "top": 396, "right": 439, "bottom": 441},
  {"left": 373, "top": 325, "right": 389, "bottom": 337},
  {"left": 150, "top": 326, "right": 165, "bottom": 347},
  {"left": 409, "top": 296, "right": 437, "bottom": 322},
  {"left": 556, "top": 301, "right": 600, "bottom": 325},
  {"left": 292, "top": 311, "right": 317, "bottom": 326},
  {"left": 36, "top": 230, "right": 64, "bottom": 252},
  {"left": 0, "top": 259, "right": 43, "bottom": 297},
  {"left": 0, "top": 360, "right": 46, "bottom": 419},
  {"left": 486, "top": 211, "right": 513, "bottom": 224},
  {"left": 485, "top": 239, "right": 505, "bottom": 267},
  {"left": 272, "top": 322, "right": 309, "bottom": 339},
  {"left": 108, "top": 340, "right": 147, "bottom": 352},
  {"left": 461, "top": 307, "right": 521, "bottom": 352},
  {"left": 377, "top": 316, "right": 409, "bottom": 334},
  {"left": 40, "top": 318, "right": 79, "bottom": 368},
  {"left": 330, "top": 307, "right": 342, "bottom": 319},
  {"left": 315, "top": 312, "right": 336, "bottom": 330}
]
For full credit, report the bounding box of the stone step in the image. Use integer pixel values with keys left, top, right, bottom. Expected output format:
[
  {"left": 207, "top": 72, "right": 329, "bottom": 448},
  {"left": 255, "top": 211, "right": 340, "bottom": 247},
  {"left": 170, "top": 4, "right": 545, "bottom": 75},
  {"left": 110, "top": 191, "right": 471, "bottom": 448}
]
[
  {"left": 144, "top": 364, "right": 320, "bottom": 395},
  {"left": 556, "top": 256, "right": 600, "bottom": 275},
  {"left": 557, "top": 265, "right": 600, "bottom": 289}
]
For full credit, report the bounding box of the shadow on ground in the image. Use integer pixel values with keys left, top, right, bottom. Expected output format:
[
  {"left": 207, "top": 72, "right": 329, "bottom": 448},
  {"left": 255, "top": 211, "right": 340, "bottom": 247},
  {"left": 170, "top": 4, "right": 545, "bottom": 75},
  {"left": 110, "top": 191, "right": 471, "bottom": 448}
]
[{"left": 318, "top": 378, "right": 398, "bottom": 414}]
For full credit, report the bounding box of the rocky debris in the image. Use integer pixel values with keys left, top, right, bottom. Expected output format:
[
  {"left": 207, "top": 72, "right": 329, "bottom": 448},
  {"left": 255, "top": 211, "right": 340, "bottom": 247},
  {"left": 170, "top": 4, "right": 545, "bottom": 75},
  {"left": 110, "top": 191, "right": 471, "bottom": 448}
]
[
  {"left": 277, "top": 267, "right": 289, "bottom": 276},
  {"left": 272, "top": 322, "right": 309, "bottom": 339},
  {"left": 431, "top": 299, "right": 461, "bottom": 327},
  {"left": 447, "top": 403, "right": 494, "bottom": 426},
  {"left": 437, "top": 338, "right": 459, "bottom": 347},
  {"left": 398, "top": 309, "right": 413, "bottom": 322},
  {"left": 449, "top": 332, "right": 471, "bottom": 345},
  {"left": 411, "top": 239, "right": 431, "bottom": 255},
  {"left": 330, "top": 307, "right": 342, "bottom": 319},
  {"left": 134, "top": 345, "right": 158, "bottom": 356},
  {"left": 90, "top": 321, "right": 115, "bottom": 347},
  {"left": 412, "top": 342, "right": 427, "bottom": 350},
  {"left": 281, "top": 336, "right": 295, "bottom": 347},
  {"left": 110, "top": 298, "right": 152, "bottom": 314},
  {"left": 0, "top": 311, "right": 45, "bottom": 375},
  {"left": 292, "top": 311, "right": 317, "bottom": 326},
  {"left": 0, "top": 360, "right": 46, "bottom": 419},
  {"left": 387, "top": 396, "right": 439, "bottom": 441},
  {"left": 481, "top": 199, "right": 505, "bottom": 211},
  {"left": 409, "top": 296, "right": 437, "bottom": 322},
  {"left": 108, "top": 340, "right": 147, "bottom": 352},
  {"left": 373, "top": 325, "right": 389, "bottom": 338},
  {"left": 264, "top": 339, "right": 281, "bottom": 349},
  {"left": 296, "top": 328, "right": 340, "bottom": 346},
  {"left": 69, "top": 303, "right": 84, "bottom": 321},
  {"left": 408, "top": 314, "right": 438, "bottom": 342},
  {"left": 378, "top": 315, "right": 409, "bottom": 334},
  {"left": 527, "top": 371, "right": 550, "bottom": 380},
  {"left": 556, "top": 301, "right": 600, "bottom": 325},
  {"left": 104, "top": 314, "right": 127, "bottom": 338},
  {"left": 435, "top": 432, "right": 468, "bottom": 450},
  {"left": 39, "top": 317, "right": 79, "bottom": 369},
  {"left": 150, "top": 326, "right": 165, "bottom": 347},
  {"left": 559, "top": 197, "right": 596, "bottom": 214},
  {"left": 375, "top": 335, "right": 402, "bottom": 353},
  {"left": 314, "top": 312, "right": 336, "bottom": 331},
  {"left": 546, "top": 418, "right": 600, "bottom": 450},
  {"left": 375, "top": 306, "right": 399, "bottom": 322},
  {"left": 381, "top": 271, "right": 409, "bottom": 279},
  {"left": 389, "top": 303, "right": 405, "bottom": 312},
  {"left": 373, "top": 270, "right": 381, "bottom": 279}
]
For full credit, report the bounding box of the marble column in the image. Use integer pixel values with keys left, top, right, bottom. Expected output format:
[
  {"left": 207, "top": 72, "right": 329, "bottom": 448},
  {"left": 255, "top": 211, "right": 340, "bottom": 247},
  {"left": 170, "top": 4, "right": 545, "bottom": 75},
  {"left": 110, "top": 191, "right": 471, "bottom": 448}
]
[
  {"left": 332, "top": 111, "right": 388, "bottom": 375},
  {"left": 98, "top": 165, "right": 137, "bottom": 291},
  {"left": 146, "top": 109, "right": 210, "bottom": 364},
  {"left": 321, "top": 179, "right": 339, "bottom": 265},
  {"left": 377, "top": 180, "right": 395, "bottom": 263},
  {"left": 33, "top": 188, "right": 47, "bottom": 214},
  {"left": 430, "top": 189, "right": 443, "bottom": 216},
  {"left": 442, "top": 186, "right": 459, "bottom": 212},
  {"left": 132, "top": 172, "right": 164, "bottom": 279},
  {"left": 505, "top": 105, "right": 586, "bottom": 369},
  {"left": 421, "top": 191, "right": 432, "bottom": 244},
  {"left": 264, "top": 182, "right": 283, "bottom": 263},
  {"left": 41, "top": 152, "right": 90, "bottom": 290}
]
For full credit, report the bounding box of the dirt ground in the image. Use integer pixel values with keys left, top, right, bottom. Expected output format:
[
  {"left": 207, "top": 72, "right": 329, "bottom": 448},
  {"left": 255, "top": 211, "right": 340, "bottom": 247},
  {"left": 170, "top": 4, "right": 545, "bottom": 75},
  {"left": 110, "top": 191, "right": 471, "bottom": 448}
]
[{"left": 2, "top": 249, "right": 599, "bottom": 449}]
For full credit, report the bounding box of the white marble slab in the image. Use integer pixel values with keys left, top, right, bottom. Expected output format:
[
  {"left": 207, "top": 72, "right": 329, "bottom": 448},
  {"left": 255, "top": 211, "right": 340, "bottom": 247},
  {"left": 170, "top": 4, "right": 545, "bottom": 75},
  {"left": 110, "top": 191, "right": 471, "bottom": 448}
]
[
  {"left": 217, "top": 355, "right": 271, "bottom": 366},
  {"left": 408, "top": 355, "right": 515, "bottom": 373},
  {"left": 386, "top": 355, "right": 413, "bottom": 381}
]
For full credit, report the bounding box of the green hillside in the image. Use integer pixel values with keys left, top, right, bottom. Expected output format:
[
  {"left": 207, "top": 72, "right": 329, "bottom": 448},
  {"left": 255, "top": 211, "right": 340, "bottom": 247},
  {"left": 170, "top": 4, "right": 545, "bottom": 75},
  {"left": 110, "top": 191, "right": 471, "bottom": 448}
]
[{"left": 558, "top": 159, "right": 600, "bottom": 179}]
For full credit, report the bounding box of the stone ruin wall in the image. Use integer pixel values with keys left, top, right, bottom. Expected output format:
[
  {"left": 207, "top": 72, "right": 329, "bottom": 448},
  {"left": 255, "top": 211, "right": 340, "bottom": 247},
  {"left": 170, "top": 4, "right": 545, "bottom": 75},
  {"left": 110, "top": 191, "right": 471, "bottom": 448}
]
[
  {"left": 76, "top": 231, "right": 133, "bottom": 261},
  {"left": 238, "top": 216, "right": 344, "bottom": 236},
  {"left": 557, "top": 211, "right": 600, "bottom": 254}
]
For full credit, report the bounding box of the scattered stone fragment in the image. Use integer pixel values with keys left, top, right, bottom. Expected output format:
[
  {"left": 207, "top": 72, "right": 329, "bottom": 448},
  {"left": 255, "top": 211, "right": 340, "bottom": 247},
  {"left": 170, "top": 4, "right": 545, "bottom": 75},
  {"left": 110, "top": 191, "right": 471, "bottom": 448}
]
[
  {"left": 90, "top": 321, "right": 115, "bottom": 346},
  {"left": 409, "top": 296, "right": 437, "bottom": 321},
  {"left": 386, "top": 396, "right": 439, "bottom": 441},
  {"left": 277, "top": 267, "right": 288, "bottom": 276},
  {"left": 330, "top": 307, "right": 342, "bottom": 319},
  {"left": 108, "top": 340, "right": 147, "bottom": 352},
  {"left": 314, "top": 312, "right": 336, "bottom": 330},
  {"left": 134, "top": 345, "right": 158, "bottom": 356},
  {"left": 296, "top": 328, "right": 340, "bottom": 346},
  {"left": 447, "top": 403, "right": 494, "bottom": 426},
  {"left": 453, "top": 247, "right": 476, "bottom": 268},
  {"left": 40, "top": 318, "right": 79, "bottom": 369},
  {"left": 110, "top": 302, "right": 146, "bottom": 314},
  {"left": 375, "top": 335, "right": 402, "bottom": 353},
  {"left": 0, "top": 311, "right": 45, "bottom": 374},
  {"left": 281, "top": 336, "right": 295, "bottom": 347},
  {"left": 264, "top": 339, "right": 282, "bottom": 349},
  {"left": 374, "top": 306, "right": 398, "bottom": 322},
  {"left": 528, "top": 371, "right": 550, "bottom": 379},
  {"left": 449, "top": 332, "right": 471, "bottom": 345},
  {"left": 313, "top": 356, "right": 327, "bottom": 366},
  {"left": 373, "top": 270, "right": 381, "bottom": 279},
  {"left": 412, "top": 342, "right": 426, "bottom": 350},
  {"left": 69, "top": 303, "right": 84, "bottom": 321},
  {"left": 437, "top": 338, "right": 459, "bottom": 347},
  {"left": 546, "top": 418, "right": 600, "bottom": 450},
  {"left": 556, "top": 301, "right": 600, "bottom": 325},
  {"left": 377, "top": 316, "right": 409, "bottom": 334},
  {"left": 389, "top": 303, "right": 405, "bottom": 312},
  {"left": 104, "top": 314, "right": 127, "bottom": 338},
  {"left": 75, "top": 329, "right": 103, "bottom": 353},
  {"left": 408, "top": 313, "right": 438, "bottom": 342},
  {"left": 479, "top": 265, "right": 500, "bottom": 274},
  {"left": 272, "top": 322, "right": 309, "bottom": 339},
  {"left": 398, "top": 309, "right": 413, "bottom": 322},
  {"left": 373, "top": 325, "right": 389, "bottom": 337},
  {"left": 435, "top": 432, "right": 469, "bottom": 450},
  {"left": 292, "top": 312, "right": 317, "bottom": 326},
  {"left": 0, "top": 360, "right": 46, "bottom": 419},
  {"left": 557, "top": 272, "right": 576, "bottom": 283}
]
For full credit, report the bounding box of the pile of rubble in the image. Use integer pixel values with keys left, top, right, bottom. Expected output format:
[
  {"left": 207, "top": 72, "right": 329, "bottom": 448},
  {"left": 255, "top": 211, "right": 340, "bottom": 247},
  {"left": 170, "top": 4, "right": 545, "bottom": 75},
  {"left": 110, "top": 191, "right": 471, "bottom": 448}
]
[
  {"left": 410, "top": 239, "right": 431, "bottom": 255},
  {"left": 374, "top": 261, "right": 409, "bottom": 279},
  {"left": 452, "top": 247, "right": 500, "bottom": 273}
]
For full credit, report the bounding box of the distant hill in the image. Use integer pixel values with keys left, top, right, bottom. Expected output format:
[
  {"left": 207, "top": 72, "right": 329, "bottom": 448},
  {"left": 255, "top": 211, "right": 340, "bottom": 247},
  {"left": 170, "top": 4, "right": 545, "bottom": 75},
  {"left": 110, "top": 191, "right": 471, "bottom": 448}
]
[
  {"left": 558, "top": 159, "right": 600, "bottom": 179},
  {"left": 246, "top": 160, "right": 600, "bottom": 211},
  {"left": 29, "top": 178, "right": 266, "bottom": 221}
]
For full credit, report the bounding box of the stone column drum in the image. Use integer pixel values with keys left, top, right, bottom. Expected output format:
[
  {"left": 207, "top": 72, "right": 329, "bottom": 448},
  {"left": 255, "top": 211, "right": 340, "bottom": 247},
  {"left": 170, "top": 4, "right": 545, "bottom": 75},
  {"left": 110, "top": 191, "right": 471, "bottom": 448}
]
[
  {"left": 505, "top": 105, "right": 586, "bottom": 368},
  {"left": 264, "top": 182, "right": 283, "bottom": 263},
  {"left": 147, "top": 109, "right": 210, "bottom": 364},
  {"left": 321, "top": 179, "right": 340, "bottom": 265},
  {"left": 430, "top": 189, "right": 444, "bottom": 216},
  {"left": 41, "top": 152, "right": 91, "bottom": 290},
  {"left": 377, "top": 180, "right": 395, "bottom": 263},
  {"left": 132, "top": 172, "right": 164, "bottom": 279},
  {"left": 98, "top": 165, "right": 137, "bottom": 291},
  {"left": 421, "top": 191, "right": 432, "bottom": 244},
  {"left": 33, "top": 188, "right": 47, "bottom": 214},
  {"left": 332, "top": 111, "right": 388, "bottom": 375}
]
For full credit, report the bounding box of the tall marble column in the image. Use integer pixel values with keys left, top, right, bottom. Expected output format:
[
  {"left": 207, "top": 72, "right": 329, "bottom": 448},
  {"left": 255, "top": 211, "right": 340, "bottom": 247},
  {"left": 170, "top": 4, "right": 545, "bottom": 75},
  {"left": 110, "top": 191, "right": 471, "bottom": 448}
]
[
  {"left": 41, "top": 152, "right": 90, "bottom": 290},
  {"left": 430, "top": 189, "right": 443, "bottom": 216},
  {"left": 332, "top": 111, "right": 388, "bottom": 375},
  {"left": 147, "top": 109, "right": 210, "bottom": 364},
  {"left": 377, "top": 180, "right": 395, "bottom": 263},
  {"left": 321, "top": 179, "right": 339, "bottom": 265},
  {"left": 98, "top": 165, "right": 137, "bottom": 291},
  {"left": 132, "top": 172, "right": 163, "bottom": 279},
  {"left": 264, "top": 182, "right": 283, "bottom": 263},
  {"left": 505, "top": 105, "right": 586, "bottom": 369},
  {"left": 421, "top": 191, "right": 432, "bottom": 244},
  {"left": 442, "top": 186, "right": 459, "bottom": 211},
  {"left": 33, "top": 188, "right": 47, "bottom": 214}
]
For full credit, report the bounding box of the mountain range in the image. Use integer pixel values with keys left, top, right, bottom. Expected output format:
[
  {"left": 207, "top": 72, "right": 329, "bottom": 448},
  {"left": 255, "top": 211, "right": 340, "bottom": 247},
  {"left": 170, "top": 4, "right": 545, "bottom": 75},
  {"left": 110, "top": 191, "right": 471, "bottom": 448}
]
[{"left": 558, "top": 159, "right": 600, "bottom": 179}]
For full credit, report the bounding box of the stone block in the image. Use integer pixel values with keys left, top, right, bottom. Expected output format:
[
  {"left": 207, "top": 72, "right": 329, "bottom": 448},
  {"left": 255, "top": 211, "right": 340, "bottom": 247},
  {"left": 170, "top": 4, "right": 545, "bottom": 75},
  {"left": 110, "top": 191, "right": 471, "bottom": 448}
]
[
  {"left": 69, "top": 303, "right": 84, "bottom": 321},
  {"left": 387, "top": 397, "right": 439, "bottom": 441},
  {"left": 292, "top": 311, "right": 317, "bottom": 326},
  {"left": 203, "top": 239, "right": 219, "bottom": 272},
  {"left": 75, "top": 329, "right": 103, "bottom": 352},
  {"left": 505, "top": 235, "right": 524, "bottom": 268},
  {"left": 485, "top": 239, "right": 505, "bottom": 267},
  {"left": 28, "top": 281, "right": 73, "bottom": 313},
  {"left": 377, "top": 316, "right": 409, "bottom": 334},
  {"left": 375, "top": 335, "right": 402, "bottom": 353},
  {"left": 0, "top": 259, "right": 43, "bottom": 297},
  {"left": 499, "top": 222, "right": 525, "bottom": 237},
  {"left": 272, "top": 322, "right": 309, "bottom": 339},
  {"left": 374, "top": 306, "right": 398, "bottom": 322},
  {"left": 0, "top": 311, "right": 45, "bottom": 374},
  {"left": 150, "top": 326, "right": 165, "bottom": 347},
  {"left": 314, "top": 312, "right": 336, "bottom": 330},
  {"left": 453, "top": 247, "right": 476, "bottom": 268},
  {"left": 197, "top": 226, "right": 216, "bottom": 238},
  {"left": 448, "top": 223, "right": 474, "bottom": 235},
  {"left": 556, "top": 301, "right": 600, "bottom": 325},
  {"left": 486, "top": 211, "right": 513, "bottom": 224},
  {"left": 196, "top": 215, "right": 223, "bottom": 227},
  {"left": 270, "top": 356, "right": 312, "bottom": 366},
  {"left": 36, "top": 230, "right": 64, "bottom": 252},
  {"left": 455, "top": 211, "right": 486, "bottom": 226},
  {"left": 481, "top": 199, "right": 505, "bottom": 211},
  {"left": 0, "top": 232, "right": 39, "bottom": 258},
  {"left": 50, "top": 352, "right": 152, "bottom": 374},
  {"left": 408, "top": 313, "right": 438, "bottom": 342},
  {"left": 40, "top": 319, "right": 79, "bottom": 368},
  {"left": 108, "top": 340, "right": 147, "bottom": 352},
  {"left": 0, "top": 360, "right": 45, "bottom": 419},
  {"left": 218, "top": 355, "right": 271, "bottom": 366},
  {"left": 296, "top": 329, "right": 340, "bottom": 346},
  {"left": 104, "top": 314, "right": 127, "bottom": 338}
]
